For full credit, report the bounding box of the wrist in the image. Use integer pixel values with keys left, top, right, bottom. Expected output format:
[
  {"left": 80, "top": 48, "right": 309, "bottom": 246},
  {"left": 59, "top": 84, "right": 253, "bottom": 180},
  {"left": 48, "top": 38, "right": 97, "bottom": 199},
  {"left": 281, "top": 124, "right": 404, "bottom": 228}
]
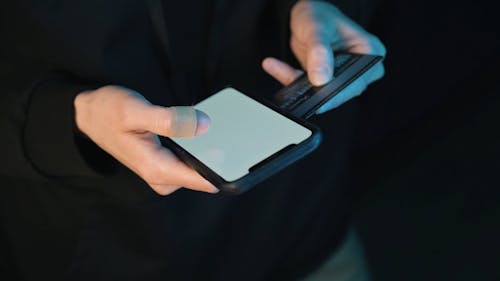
[{"left": 74, "top": 90, "right": 93, "bottom": 136}]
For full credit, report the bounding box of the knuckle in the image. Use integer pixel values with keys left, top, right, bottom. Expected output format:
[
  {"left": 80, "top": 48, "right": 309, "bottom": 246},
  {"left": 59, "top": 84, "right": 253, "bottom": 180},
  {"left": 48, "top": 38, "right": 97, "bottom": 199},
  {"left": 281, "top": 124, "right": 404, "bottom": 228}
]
[
  {"left": 366, "top": 34, "right": 387, "bottom": 56},
  {"left": 311, "top": 43, "right": 329, "bottom": 55},
  {"left": 154, "top": 107, "right": 174, "bottom": 135},
  {"left": 115, "top": 103, "right": 130, "bottom": 128},
  {"left": 315, "top": 26, "right": 332, "bottom": 41}
]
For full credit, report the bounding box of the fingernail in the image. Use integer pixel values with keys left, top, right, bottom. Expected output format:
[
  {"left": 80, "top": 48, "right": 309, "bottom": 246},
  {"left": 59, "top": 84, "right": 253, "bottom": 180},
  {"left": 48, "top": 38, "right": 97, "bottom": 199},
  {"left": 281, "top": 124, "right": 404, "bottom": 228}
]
[
  {"left": 262, "top": 58, "right": 272, "bottom": 69},
  {"left": 206, "top": 182, "right": 219, "bottom": 194},
  {"left": 195, "top": 110, "right": 211, "bottom": 136},
  {"left": 311, "top": 69, "right": 330, "bottom": 86}
]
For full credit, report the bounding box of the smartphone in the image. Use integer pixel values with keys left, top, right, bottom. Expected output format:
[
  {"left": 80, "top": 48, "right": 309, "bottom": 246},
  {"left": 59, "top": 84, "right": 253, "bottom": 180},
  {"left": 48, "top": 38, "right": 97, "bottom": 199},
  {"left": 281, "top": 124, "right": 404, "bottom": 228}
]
[
  {"left": 163, "top": 52, "right": 382, "bottom": 194},
  {"left": 163, "top": 87, "right": 322, "bottom": 194}
]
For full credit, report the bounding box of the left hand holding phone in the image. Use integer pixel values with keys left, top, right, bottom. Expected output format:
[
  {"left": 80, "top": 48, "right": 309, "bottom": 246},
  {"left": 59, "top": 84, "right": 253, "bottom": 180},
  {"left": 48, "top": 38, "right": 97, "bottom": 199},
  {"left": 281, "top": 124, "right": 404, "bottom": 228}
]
[{"left": 74, "top": 85, "right": 219, "bottom": 195}]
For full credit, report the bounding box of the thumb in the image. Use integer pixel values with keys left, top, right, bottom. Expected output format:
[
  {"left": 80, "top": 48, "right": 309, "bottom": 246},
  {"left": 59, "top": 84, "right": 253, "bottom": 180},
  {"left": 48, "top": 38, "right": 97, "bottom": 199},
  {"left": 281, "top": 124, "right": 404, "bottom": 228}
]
[
  {"left": 306, "top": 43, "right": 334, "bottom": 86},
  {"left": 140, "top": 106, "right": 211, "bottom": 138}
]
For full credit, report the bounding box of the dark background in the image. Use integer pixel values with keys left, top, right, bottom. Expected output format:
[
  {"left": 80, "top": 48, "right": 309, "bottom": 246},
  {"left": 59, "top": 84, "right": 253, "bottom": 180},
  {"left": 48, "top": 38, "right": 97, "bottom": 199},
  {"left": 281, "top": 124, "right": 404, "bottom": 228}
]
[
  {"left": 1, "top": 0, "right": 498, "bottom": 280},
  {"left": 349, "top": 0, "right": 499, "bottom": 280}
]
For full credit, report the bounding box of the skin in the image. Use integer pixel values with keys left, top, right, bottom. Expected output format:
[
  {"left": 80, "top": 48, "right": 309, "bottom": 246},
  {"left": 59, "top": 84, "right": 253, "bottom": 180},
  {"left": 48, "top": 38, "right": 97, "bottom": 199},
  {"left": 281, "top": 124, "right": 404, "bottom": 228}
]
[
  {"left": 74, "top": 0, "right": 386, "bottom": 195},
  {"left": 74, "top": 86, "right": 218, "bottom": 195},
  {"left": 262, "top": 0, "right": 386, "bottom": 112}
]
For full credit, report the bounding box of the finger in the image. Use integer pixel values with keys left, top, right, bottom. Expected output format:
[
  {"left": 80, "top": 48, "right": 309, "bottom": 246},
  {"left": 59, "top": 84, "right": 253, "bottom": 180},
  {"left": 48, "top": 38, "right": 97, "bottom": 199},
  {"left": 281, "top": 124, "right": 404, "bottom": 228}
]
[
  {"left": 290, "top": 1, "right": 336, "bottom": 85},
  {"left": 149, "top": 184, "right": 182, "bottom": 196},
  {"left": 262, "top": 57, "right": 303, "bottom": 86},
  {"left": 148, "top": 148, "right": 219, "bottom": 194},
  {"left": 364, "top": 61, "right": 385, "bottom": 84},
  {"left": 365, "top": 34, "right": 387, "bottom": 57},
  {"left": 315, "top": 58, "right": 384, "bottom": 114},
  {"left": 290, "top": 36, "right": 308, "bottom": 70},
  {"left": 108, "top": 131, "right": 219, "bottom": 195},
  {"left": 131, "top": 106, "right": 211, "bottom": 138},
  {"left": 306, "top": 42, "right": 334, "bottom": 86},
  {"left": 334, "top": 19, "right": 387, "bottom": 57},
  {"left": 316, "top": 78, "right": 366, "bottom": 114},
  {"left": 133, "top": 140, "right": 219, "bottom": 194},
  {"left": 315, "top": 60, "right": 383, "bottom": 113}
]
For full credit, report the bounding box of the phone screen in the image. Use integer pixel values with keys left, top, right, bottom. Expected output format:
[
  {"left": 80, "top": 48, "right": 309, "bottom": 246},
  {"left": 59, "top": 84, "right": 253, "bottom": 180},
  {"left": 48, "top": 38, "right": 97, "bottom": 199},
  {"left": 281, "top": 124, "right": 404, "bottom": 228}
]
[{"left": 170, "top": 88, "right": 312, "bottom": 182}]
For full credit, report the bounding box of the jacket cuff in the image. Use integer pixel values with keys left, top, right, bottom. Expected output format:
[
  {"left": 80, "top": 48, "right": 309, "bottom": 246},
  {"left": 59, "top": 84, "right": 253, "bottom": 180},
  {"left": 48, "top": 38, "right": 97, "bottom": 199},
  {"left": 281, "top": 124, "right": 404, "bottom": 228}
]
[{"left": 23, "top": 76, "right": 115, "bottom": 177}]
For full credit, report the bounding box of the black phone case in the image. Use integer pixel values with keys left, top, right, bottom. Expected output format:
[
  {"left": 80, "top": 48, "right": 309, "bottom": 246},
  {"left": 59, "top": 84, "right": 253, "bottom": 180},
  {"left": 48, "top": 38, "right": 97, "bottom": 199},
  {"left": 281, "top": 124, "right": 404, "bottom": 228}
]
[{"left": 162, "top": 95, "right": 322, "bottom": 194}]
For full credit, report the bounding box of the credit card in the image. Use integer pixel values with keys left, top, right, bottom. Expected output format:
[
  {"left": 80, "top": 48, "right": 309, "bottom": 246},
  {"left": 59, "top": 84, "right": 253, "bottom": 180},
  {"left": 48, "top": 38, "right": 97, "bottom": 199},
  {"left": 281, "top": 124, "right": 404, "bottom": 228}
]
[{"left": 273, "top": 53, "right": 383, "bottom": 119}]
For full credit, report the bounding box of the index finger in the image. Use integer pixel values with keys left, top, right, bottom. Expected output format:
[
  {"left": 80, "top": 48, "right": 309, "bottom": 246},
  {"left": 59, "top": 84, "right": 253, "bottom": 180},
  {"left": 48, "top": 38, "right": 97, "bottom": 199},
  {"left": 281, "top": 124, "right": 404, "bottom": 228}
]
[
  {"left": 306, "top": 41, "right": 335, "bottom": 86},
  {"left": 134, "top": 141, "right": 219, "bottom": 195}
]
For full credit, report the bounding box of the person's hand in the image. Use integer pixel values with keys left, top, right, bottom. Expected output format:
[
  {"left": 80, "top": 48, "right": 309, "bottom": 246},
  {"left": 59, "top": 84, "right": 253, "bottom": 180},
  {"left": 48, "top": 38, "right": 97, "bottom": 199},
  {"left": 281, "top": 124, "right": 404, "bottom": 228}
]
[
  {"left": 74, "top": 85, "right": 218, "bottom": 195},
  {"left": 262, "top": 0, "right": 386, "bottom": 113}
]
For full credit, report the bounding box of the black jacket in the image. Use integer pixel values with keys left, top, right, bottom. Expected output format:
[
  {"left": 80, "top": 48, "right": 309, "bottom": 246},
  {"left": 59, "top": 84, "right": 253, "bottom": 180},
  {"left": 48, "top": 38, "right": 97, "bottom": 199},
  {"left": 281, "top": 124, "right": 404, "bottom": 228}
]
[{"left": 1, "top": 0, "right": 373, "bottom": 280}]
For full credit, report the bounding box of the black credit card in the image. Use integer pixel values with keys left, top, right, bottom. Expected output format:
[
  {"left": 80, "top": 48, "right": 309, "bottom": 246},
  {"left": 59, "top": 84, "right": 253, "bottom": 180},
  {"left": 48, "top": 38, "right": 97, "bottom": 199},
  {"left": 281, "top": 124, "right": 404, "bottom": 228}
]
[{"left": 274, "top": 53, "right": 383, "bottom": 119}]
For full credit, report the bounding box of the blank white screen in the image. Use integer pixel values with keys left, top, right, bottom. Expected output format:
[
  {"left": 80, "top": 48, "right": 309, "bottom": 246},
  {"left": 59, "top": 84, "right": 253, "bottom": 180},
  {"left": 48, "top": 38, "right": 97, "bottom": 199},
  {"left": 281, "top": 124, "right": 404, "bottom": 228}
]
[{"left": 170, "top": 88, "right": 312, "bottom": 182}]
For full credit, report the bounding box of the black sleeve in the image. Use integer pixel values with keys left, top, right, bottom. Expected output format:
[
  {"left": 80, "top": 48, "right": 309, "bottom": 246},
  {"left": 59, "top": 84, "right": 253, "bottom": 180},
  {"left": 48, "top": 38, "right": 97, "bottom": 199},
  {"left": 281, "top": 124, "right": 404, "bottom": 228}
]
[
  {"left": 0, "top": 69, "right": 115, "bottom": 180},
  {"left": 0, "top": 2, "right": 119, "bottom": 180},
  {"left": 23, "top": 74, "right": 116, "bottom": 178}
]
